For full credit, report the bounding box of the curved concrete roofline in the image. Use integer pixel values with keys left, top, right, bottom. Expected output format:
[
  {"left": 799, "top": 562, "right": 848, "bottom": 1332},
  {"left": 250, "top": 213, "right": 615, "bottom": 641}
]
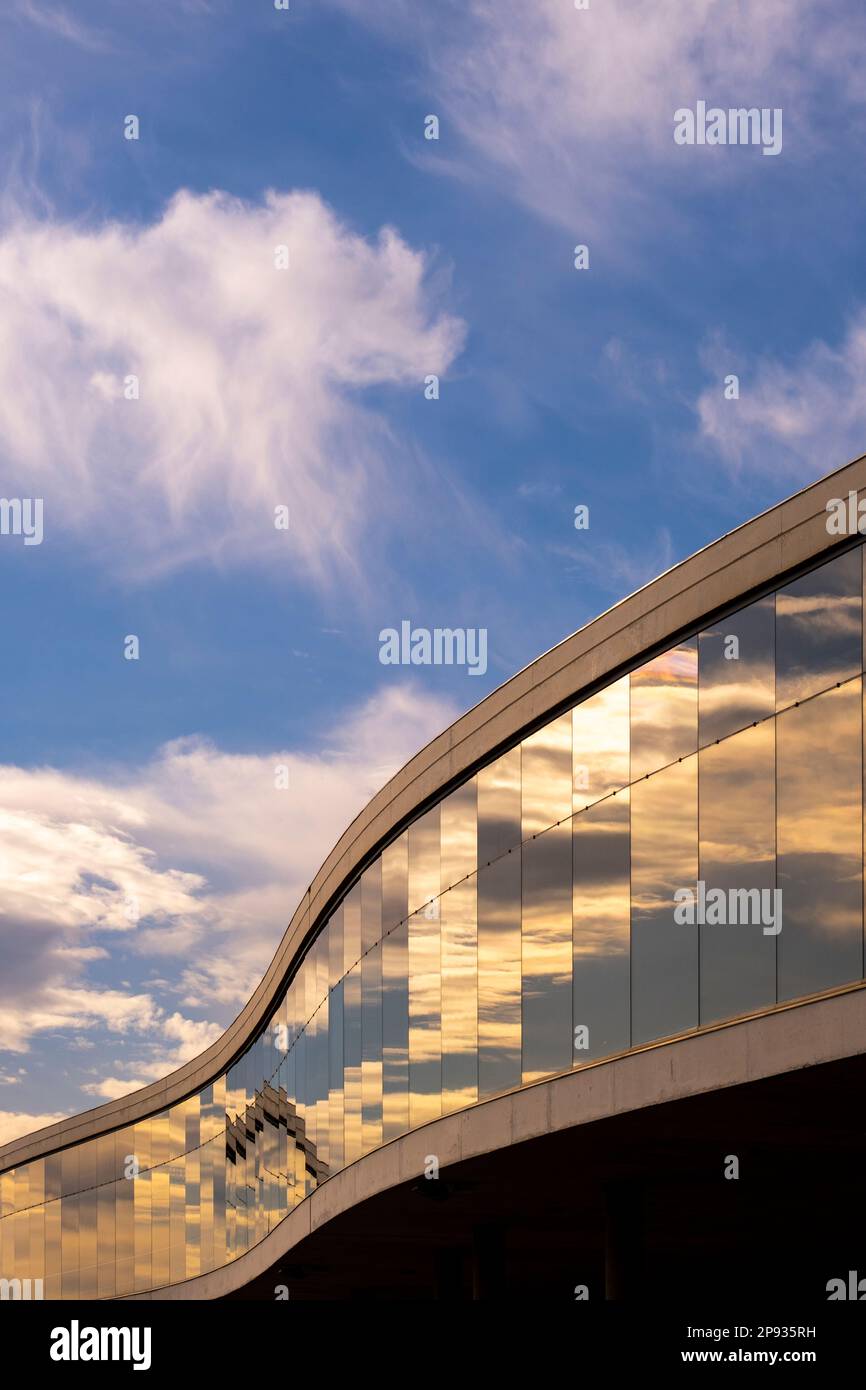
[{"left": 3, "top": 452, "right": 865, "bottom": 1173}]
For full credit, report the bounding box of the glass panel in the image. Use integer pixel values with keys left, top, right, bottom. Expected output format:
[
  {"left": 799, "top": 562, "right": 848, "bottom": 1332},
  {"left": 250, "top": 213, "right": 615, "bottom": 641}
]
[
  {"left": 777, "top": 680, "right": 863, "bottom": 997},
  {"left": 573, "top": 790, "right": 630, "bottom": 1061},
  {"left": 521, "top": 713, "right": 573, "bottom": 1082},
  {"left": 381, "top": 833, "right": 409, "bottom": 1140},
  {"left": 342, "top": 884, "right": 363, "bottom": 1164},
  {"left": 477, "top": 748, "right": 522, "bottom": 1096},
  {"left": 631, "top": 641, "right": 698, "bottom": 781},
  {"left": 699, "top": 595, "right": 775, "bottom": 745},
  {"left": 408, "top": 806, "right": 442, "bottom": 1127},
  {"left": 361, "top": 862, "right": 383, "bottom": 1155},
  {"left": 572, "top": 675, "right": 629, "bottom": 808},
  {"left": 776, "top": 549, "right": 861, "bottom": 707},
  {"left": 440, "top": 780, "right": 478, "bottom": 1113},
  {"left": 699, "top": 721, "right": 776, "bottom": 1022},
  {"left": 572, "top": 677, "right": 630, "bottom": 1062},
  {"left": 631, "top": 759, "right": 699, "bottom": 1044},
  {"left": 328, "top": 905, "right": 345, "bottom": 1174}
]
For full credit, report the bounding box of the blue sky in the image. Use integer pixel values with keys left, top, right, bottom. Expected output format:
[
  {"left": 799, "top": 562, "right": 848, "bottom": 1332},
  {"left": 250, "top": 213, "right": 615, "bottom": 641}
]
[{"left": 1, "top": 0, "right": 866, "bottom": 1139}]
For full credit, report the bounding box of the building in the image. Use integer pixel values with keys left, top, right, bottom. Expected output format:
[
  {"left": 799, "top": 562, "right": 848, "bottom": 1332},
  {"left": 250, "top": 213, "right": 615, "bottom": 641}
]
[{"left": 3, "top": 457, "right": 866, "bottom": 1301}]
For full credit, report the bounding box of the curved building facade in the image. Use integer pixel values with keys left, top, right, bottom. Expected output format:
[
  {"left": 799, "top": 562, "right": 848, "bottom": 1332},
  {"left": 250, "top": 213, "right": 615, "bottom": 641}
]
[{"left": 3, "top": 459, "right": 866, "bottom": 1299}]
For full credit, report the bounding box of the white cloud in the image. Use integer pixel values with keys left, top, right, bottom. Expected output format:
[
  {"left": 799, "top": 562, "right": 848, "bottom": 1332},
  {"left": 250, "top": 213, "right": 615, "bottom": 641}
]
[
  {"left": 0, "top": 685, "right": 455, "bottom": 1089},
  {"left": 0, "top": 188, "right": 464, "bottom": 582},
  {"left": 0, "top": 1109, "right": 71, "bottom": 1146},
  {"left": 694, "top": 312, "right": 866, "bottom": 483},
  {"left": 333, "top": 0, "right": 866, "bottom": 234}
]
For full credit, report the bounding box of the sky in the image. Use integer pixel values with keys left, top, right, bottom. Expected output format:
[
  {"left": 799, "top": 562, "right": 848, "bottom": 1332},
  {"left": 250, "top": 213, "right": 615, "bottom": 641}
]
[{"left": 1, "top": 0, "right": 866, "bottom": 1143}]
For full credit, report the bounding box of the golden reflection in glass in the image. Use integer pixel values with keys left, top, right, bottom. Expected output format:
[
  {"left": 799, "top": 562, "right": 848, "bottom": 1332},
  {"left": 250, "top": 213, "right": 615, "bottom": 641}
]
[
  {"left": 315, "top": 934, "right": 331, "bottom": 1177},
  {"left": 631, "top": 758, "right": 698, "bottom": 1045},
  {"left": 328, "top": 904, "right": 345, "bottom": 1175},
  {"left": 631, "top": 641, "right": 698, "bottom": 780},
  {"left": 440, "top": 779, "right": 478, "bottom": 1113},
  {"left": 699, "top": 596, "right": 775, "bottom": 746},
  {"left": 573, "top": 790, "right": 630, "bottom": 1061},
  {"left": 303, "top": 951, "right": 318, "bottom": 1187},
  {"left": 381, "top": 832, "right": 409, "bottom": 1140},
  {"left": 699, "top": 722, "right": 776, "bottom": 1023},
  {"left": 183, "top": 1096, "right": 201, "bottom": 1280},
  {"left": 96, "top": 1134, "right": 115, "bottom": 1298},
  {"left": 408, "top": 806, "right": 442, "bottom": 1127},
  {"left": 777, "top": 680, "right": 863, "bottom": 998},
  {"left": 477, "top": 749, "right": 522, "bottom": 1096},
  {"left": 114, "top": 1128, "right": 134, "bottom": 1295},
  {"left": 59, "top": 1145, "right": 79, "bottom": 1299},
  {"left": 776, "top": 549, "right": 862, "bottom": 707},
  {"left": 572, "top": 674, "right": 630, "bottom": 809},
  {"left": 361, "top": 862, "right": 383, "bottom": 1156},
  {"left": 150, "top": 1113, "right": 169, "bottom": 1288},
  {"left": 45, "top": 1154, "right": 62, "bottom": 1301},
  {"left": 342, "top": 884, "right": 363, "bottom": 1165},
  {"left": 521, "top": 713, "right": 573, "bottom": 1083}
]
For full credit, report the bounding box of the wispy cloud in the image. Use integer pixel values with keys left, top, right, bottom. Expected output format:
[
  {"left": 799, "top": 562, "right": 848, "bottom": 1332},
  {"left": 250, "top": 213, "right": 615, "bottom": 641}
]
[
  {"left": 0, "top": 188, "right": 465, "bottom": 586},
  {"left": 14, "top": 0, "right": 110, "bottom": 52},
  {"left": 0, "top": 684, "right": 455, "bottom": 1111},
  {"left": 694, "top": 312, "right": 866, "bottom": 483}
]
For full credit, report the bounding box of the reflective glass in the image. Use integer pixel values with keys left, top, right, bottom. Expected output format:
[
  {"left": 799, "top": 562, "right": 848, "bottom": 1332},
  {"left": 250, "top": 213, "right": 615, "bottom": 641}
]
[
  {"left": 477, "top": 749, "right": 522, "bottom": 1096},
  {"left": 699, "top": 721, "right": 776, "bottom": 1022},
  {"left": 631, "top": 759, "right": 698, "bottom": 1044},
  {"left": 521, "top": 713, "right": 573, "bottom": 1082},
  {"left": 777, "top": 680, "right": 862, "bottom": 997},
  {"left": 381, "top": 833, "right": 409, "bottom": 1140},
  {"left": 699, "top": 595, "right": 774, "bottom": 745},
  {"left": 440, "top": 780, "right": 478, "bottom": 1113},
  {"left": 776, "top": 549, "right": 861, "bottom": 706},
  {"left": 408, "top": 806, "right": 442, "bottom": 1127},
  {"left": 631, "top": 641, "right": 698, "bottom": 780}
]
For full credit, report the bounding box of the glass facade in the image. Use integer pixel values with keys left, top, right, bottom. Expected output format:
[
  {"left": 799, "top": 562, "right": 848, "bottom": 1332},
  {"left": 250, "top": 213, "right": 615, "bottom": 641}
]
[{"left": 2, "top": 543, "right": 865, "bottom": 1296}]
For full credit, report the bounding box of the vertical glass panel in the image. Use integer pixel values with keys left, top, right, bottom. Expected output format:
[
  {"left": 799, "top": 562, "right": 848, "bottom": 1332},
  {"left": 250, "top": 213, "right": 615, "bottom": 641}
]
[
  {"left": 96, "top": 1135, "right": 116, "bottom": 1299},
  {"left": 777, "top": 680, "right": 863, "bottom": 997},
  {"left": 342, "top": 884, "right": 363, "bottom": 1164},
  {"left": 303, "top": 953, "right": 318, "bottom": 1187},
  {"left": 776, "top": 548, "right": 861, "bottom": 706},
  {"left": 132, "top": 1118, "right": 151, "bottom": 1292},
  {"left": 381, "top": 833, "right": 409, "bottom": 1140},
  {"left": 440, "top": 780, "right": 478, "bottom": 1113},
  {"left": 315, "top": 936, "right": 330, "bottom": 1178},
  {"left": 699, "top": 596, "right": 775, "bottom": 745},
  {"left": 631, "top": 759, "right": 699, "bottom": 1044},
  {"left": 150, "top": 1114, "right": 170, "bottom": 1289},
  {"left": 184, "top": 1097, "right": 201, "bottom": 1280},
  {"left": 631, "top": 641, "right": 698, "bottom": 780},
  {"left": 328, "top": 905, "right": 345, "bottom": 1174},
  {"left": 114, "top": 1130, "right": 134, "bottom": 1294},
  {"left": 572, "top": 791, "right": 630, "bottom": 1062},
  {"left": 408, "top": 806, "right": 442, "bottom": 1127},
  {"left": 572, "top": 678, "right": 630, "bottom": 1061},
  {"left": 44, "top": 1154, "right": 62, "bottom": 1301},
  {"left": 699, "top": 722, "right": 777, "bottom": 1022},
  {"left": 361, "top": 862, "right": 383, "bottom": 1154},
  {"left": 572, "top": 675, "right": 630, "bottom": 808},
  {"left": 521, "top": 713, "right": 573, "bottom": 1082},
  {"left": 477, "top": 749, "right": 522, "bottom": 1096}
]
